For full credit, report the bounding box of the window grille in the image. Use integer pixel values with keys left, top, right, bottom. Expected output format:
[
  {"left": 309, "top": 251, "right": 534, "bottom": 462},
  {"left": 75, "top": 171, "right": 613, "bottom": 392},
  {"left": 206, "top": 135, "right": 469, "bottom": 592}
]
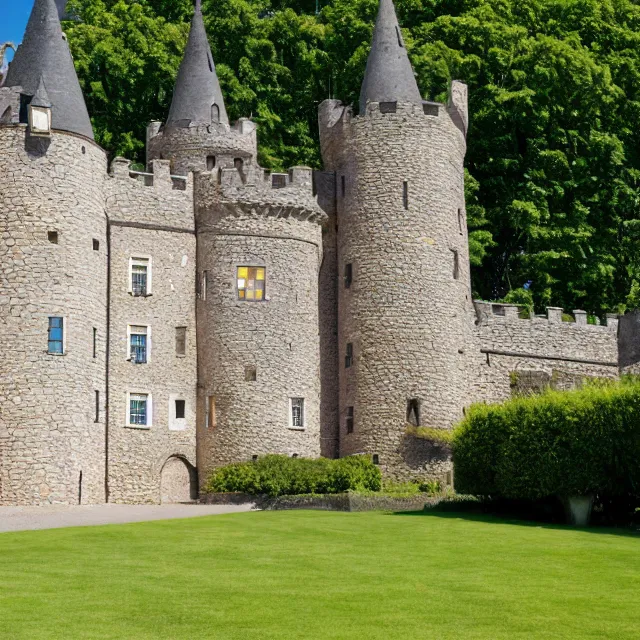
[
  {"left": 291, "top": 398, "right": 304, "bottom": 428},
  {"left": 237, "top": 266, "right": 265, "bottom": 301},
  {"left": 130, "top": 326, "right": 147, "bottom": 363},
  {"left": 129, "top": 394, "right": 148, "bottom": 426},
  {"left": 48, "top": 317, "right": 63, "bottom": 354},
  {"left": 131, "top": 259, "right": 149, "bottom": 296}
]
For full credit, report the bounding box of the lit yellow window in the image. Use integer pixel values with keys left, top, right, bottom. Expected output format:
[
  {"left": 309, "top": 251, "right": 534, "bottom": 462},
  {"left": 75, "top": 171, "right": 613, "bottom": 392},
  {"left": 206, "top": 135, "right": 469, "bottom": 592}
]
[{"left": 237, "top": 266, "right": 265, "bottom": 301}]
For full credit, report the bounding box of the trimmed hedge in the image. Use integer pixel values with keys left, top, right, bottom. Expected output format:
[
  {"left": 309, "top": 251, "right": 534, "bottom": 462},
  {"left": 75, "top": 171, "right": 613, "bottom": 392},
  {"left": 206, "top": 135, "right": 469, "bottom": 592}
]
[
  {"left": 204, "top": 454, "right": 382, "bottom": 497},
  {"left": 453, "top": 380, "right": 640, "bottom": 501}
]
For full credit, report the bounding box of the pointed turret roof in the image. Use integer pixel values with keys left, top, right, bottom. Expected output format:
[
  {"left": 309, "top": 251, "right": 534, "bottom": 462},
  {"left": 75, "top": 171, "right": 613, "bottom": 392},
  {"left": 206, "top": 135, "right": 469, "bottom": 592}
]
[
  {"left": 166, "top": 0, "right": 228, "bottom": 127},
  {"left": 5, "top": 0, "right": 93, "bottom": 139},
  {"left": 359, "top": 0, "right": 422, "bottom": 114}
]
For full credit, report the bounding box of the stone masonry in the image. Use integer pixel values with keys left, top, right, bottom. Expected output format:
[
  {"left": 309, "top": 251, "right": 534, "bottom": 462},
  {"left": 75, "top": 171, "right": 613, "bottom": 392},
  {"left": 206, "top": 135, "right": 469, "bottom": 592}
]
[{"left": 0, "top": 0, "right": 637, "bottom": 505}]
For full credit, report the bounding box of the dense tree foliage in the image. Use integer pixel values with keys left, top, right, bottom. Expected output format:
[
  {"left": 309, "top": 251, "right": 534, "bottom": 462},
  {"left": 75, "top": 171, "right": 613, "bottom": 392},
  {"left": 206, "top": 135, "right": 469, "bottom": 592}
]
[{"left": 61, "top": 0, "right": 640, "bottom": 314}]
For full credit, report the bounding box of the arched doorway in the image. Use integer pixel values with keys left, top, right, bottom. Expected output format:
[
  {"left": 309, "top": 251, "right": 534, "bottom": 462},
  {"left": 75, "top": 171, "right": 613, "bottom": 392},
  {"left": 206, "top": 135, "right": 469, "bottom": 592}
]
[{"left": 160, "top": 456, "right": 197, "bottom": 504}]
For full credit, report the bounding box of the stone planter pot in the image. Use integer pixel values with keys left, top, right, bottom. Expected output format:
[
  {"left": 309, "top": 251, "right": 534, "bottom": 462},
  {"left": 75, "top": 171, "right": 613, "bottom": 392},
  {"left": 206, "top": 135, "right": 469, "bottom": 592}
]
[{"left": 564, "top": 495, "right": 594, "bottom": 526}]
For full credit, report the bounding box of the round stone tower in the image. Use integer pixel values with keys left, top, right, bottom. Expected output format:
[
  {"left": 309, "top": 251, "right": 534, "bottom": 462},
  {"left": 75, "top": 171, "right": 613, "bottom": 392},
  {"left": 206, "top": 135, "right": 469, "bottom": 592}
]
[
  {"left": 319, "top": 0, "right": 474, "bottom": 479},
  {"left": 150, "top": 2, "right": 327, "bottom": 486},
  {"left": 0, "top": 0, "right": 108, "bottom": 504}
]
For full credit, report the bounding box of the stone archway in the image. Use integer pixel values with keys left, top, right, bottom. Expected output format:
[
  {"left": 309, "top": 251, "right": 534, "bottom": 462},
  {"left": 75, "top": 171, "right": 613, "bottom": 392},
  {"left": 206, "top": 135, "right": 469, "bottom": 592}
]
[{"left": 160, "top": 456, "right": 197, "bottom": 504}]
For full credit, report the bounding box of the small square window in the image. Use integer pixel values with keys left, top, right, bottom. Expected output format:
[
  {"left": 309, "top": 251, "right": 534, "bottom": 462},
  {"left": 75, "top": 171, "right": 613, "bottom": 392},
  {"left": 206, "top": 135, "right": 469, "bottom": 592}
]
[
  {"left": 345, "top": 343, "right": 353, "bottom": 369},
  {"left": 129, "top": 393, "right": 150, "bottom": 427},
  {"left": 290, "top": 398, "right": 305, "bottom": 428},
  {"left": 130, "top": 257, "right": 150, "bottom": 296},
  {"left": 245, "top": 366, "right": 257, "bottom": 382},
  {"left": 344, "top": 263, "right": 352, "bottom": 289},
  {"left": 372, "top": 454, "right": 380, "bottom": 465},
  {"left": 175, "top": 327, "right": 186, "bottom": 356},
  {"left": 237, "top": 266, "right": 265, "bottom": 301},
  {"left": 175, "top": 399, "right": 186, "bottom": 420},
  {"left": 346, "top": 406, "right": 354, "bottom": 434},
  {"left": 48, "top": 317, "right": 64, "bottom": 354},
  {"left": 129, "top": 325, "right": 148, "bottom": 364},
  {"left": 48, "top": 231, "right": 58, "bottom": 244},
  {"left": 93, "top": 239, "right": 100, "bottom": 251}
]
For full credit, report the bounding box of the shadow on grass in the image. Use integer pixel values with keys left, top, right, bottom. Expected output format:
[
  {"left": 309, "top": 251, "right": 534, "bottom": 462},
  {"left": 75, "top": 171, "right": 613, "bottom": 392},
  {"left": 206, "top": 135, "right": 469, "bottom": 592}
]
[{"left": 388, "top": 509, "right": 640, "bottom": 538}]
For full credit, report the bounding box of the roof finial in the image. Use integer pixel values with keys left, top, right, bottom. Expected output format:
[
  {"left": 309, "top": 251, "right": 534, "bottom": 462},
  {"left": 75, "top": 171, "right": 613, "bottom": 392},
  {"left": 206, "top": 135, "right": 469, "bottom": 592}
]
[
  {"left": 5, "top": 0, "right": 93, "bottom": 138},
  {"left": 359, "top": 0, "right": 422, "bottom": 114},
  {"left": 166, "top": 0, "right": 228, "bottom": 127}
]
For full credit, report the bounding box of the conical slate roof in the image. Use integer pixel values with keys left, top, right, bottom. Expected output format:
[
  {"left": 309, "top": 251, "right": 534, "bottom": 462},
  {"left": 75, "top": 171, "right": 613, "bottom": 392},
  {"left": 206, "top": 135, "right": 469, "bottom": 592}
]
[
  {"left": 5, "top": 0, "right": 93, "bottom": 139},
  {"left": 359, "top": 0, "right": 422, "bottom": 114},
  {"left": 166, "top": 0, "right": 228, "bottom": 127}
]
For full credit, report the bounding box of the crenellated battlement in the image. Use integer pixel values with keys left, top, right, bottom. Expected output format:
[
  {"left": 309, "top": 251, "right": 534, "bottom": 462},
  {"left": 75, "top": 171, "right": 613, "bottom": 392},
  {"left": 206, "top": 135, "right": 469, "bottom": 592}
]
[
  {"left": 109, "top": 156, "right": 192, "bottom": 192},
  {"left": 474, "top": 301, "right": 619, "bottom": 332}
]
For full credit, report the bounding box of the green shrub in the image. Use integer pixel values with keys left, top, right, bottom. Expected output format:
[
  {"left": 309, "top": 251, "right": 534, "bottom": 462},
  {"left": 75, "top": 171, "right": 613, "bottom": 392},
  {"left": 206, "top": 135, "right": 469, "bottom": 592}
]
[
  {"left": 453, "top": 380, "right": 640, "bottom": 502},
  {"left": 418, "top": 479, "right": 443, "bottom": 496},
  {"left": 405, "top": 425, "right": 455, "bottom": 444},
  {"left": 205, "top": 454, "right": 381, "bottom": 497}
]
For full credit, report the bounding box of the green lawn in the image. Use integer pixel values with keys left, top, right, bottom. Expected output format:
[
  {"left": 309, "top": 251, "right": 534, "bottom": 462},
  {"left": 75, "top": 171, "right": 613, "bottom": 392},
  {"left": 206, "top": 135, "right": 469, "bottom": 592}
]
[{"left": 0, "top": 511, "right": 638, "bottom": 639}]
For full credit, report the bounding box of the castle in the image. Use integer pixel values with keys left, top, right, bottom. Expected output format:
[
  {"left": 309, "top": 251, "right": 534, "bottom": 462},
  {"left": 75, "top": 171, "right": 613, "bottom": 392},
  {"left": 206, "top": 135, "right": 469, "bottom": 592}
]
[{"left": 0, "top": 0, "right": 634, "bottom": 505}]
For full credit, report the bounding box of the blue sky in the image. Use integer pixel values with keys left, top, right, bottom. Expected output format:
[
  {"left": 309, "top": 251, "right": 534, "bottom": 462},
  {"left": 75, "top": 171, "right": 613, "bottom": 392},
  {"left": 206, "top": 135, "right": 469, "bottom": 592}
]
[{"left": 2, "top": 1, "right": 35, "bottom": 63}]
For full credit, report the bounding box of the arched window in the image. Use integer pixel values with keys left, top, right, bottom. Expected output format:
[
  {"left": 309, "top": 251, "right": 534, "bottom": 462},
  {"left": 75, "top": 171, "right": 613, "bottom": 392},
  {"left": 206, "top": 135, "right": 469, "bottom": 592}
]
[{"left": 211, "top": 103, "right": 220, "bottom": 123}]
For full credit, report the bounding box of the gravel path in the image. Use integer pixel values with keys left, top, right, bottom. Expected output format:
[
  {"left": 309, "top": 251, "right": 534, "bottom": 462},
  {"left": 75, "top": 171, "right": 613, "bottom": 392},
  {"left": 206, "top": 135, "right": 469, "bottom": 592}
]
[{"left": 0, "top": 503, "right": 255, "bottom": 533}]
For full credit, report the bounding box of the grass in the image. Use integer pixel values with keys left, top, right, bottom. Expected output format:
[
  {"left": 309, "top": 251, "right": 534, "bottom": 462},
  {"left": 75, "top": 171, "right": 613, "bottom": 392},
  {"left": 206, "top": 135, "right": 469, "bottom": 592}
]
[{"left": 0, "top": 510, "right": 638, "bottom": 639}]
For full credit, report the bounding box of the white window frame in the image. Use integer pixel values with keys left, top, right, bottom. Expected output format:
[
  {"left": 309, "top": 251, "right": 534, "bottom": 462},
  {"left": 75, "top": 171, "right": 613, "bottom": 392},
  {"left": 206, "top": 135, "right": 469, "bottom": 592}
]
[
  {"left": 169, "top": 394, "right": 187, "bottom": 431},
  {"left": 128, "top": 256, "right": 152, "bottom": 296},
  {"left": 126, "top": 324, "right": 151, "bottom": 363},
  {"left": 125, "top": 391, "right": 153, "bottom": 428},
  {"left": 289, "top": 397, "right": 305, "bottom": 430}
]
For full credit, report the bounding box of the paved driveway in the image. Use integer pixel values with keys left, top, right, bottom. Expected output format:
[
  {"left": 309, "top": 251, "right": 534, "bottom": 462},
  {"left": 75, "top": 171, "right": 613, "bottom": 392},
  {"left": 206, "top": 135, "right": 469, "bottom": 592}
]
[{"left": 0, "top": 503, "right": 255, "bottom": 533}]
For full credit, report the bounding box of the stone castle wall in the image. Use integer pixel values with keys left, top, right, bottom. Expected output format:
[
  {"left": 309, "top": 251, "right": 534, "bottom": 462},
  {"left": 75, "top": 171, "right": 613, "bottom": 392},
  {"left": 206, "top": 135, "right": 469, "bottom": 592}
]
[
  {"left": 470, "top": 303, "right": 619, "bottom": 404},
  {"left": 0, "top": 125, "right": 108, "bottom": 505},
  {"left": 319, "top": 90, "right": 475, "bottom": 480},
  {"left": 194, "top": 171, "right": 325, "bottom": 486},
  {"left": 105, "top": 160, "right": 197, "bottom": 504}
]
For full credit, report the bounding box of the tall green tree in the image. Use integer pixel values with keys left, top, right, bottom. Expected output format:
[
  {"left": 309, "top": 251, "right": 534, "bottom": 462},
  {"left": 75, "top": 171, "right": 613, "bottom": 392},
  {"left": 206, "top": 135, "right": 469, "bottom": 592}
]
[{"left": 62, "top": 0, "right": 640, "bottom": 316}]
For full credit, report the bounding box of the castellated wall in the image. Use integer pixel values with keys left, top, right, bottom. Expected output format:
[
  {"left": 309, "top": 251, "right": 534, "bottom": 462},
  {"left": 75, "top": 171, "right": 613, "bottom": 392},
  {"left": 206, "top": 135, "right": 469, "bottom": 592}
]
[
  {"left": 105, "top": 159, "right": 197, "bottom": 504},
  {"left": 0, "top": 125, "right": 108, "bottom": 505},
  {"left": 194, "top": 169, "right": 326, "bottom": 486},
  {"left": 315, "top": 170, "right": 339, "bottom": 458},
  {"left": 470, "top": 303, "right": 620, "bottom": 404},
  {"left": 318, "top": 88, "right": 475, "bottom": 480},
  {"left": 147, "top": 119, "right": 258, "bottom": 176}
]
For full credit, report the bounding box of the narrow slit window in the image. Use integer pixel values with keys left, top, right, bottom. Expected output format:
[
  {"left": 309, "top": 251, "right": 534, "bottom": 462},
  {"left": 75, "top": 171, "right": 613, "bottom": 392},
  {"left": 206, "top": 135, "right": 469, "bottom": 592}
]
[
  {"left": 396, "top": 26, "right": 405, "bottom": 48},
  {"left": 95, "top": 390, "right": 100, "bottom": 423},
  {"left": 346, "top": 406, "right": 354, "bottom": 434},
  {"left": 211, "top": 104, "right": 219, "bottom": 123},
  {"left": 452, "top": 249, "right": 460, "bottom": 280},
  {"left": 175, "top": 399, "right": 186, "bottom": 420},
  {"left": 93, "top": 327, "right": 97, "bottom": 358},
  {"left": 206, "top": 395, "right": 216, "bottom": 429},
  {"left": 403, "top": 181, "right": 409, "bottom": 210},
  {"left": 175, "top": 327, "right": 186, "bottom": 356},
  {"left": 373, "top": 454, "right": 380, "bottom": 465},
  {"left": 93, "top": 239, "right": 100, "bottom": 251},
  {"left": 48, "top": 317, "right": 64, "bottom": 354},
  {"left": 345, "top": 343, "right": 353, "bottom": 369},
  {"left": 344, "top": 263, "right": 352, "bottom": 289},
  {"left": 237, "top": 266, "right": 265, "bottom": 301},
  {"left": 407, "top": 398, "right": 421, "bottom": 427},
  {"left": 129, "top": 325, "right": 148, "bottom": 364},
  {"left": 341, "top": 175, "right": 345, "bottom": 197},
  {"left": 458, "top": 208, "right": 464, "bottom": 235},
  {"left": 290, "top": 398, "right": 305, "bottom": 428},
  {"left": 202, "top": 271, "right": 208, "bottom": 301}
]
